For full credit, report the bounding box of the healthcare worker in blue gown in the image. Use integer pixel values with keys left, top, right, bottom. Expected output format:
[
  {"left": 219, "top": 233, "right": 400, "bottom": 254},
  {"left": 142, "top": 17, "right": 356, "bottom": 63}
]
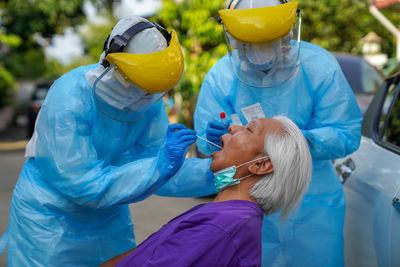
[
  {"left": 194, "top": 0, "right": 362, "bottom": 266},
  {"left": 1, "top": 16, "right": 215, "bottom": 266}
]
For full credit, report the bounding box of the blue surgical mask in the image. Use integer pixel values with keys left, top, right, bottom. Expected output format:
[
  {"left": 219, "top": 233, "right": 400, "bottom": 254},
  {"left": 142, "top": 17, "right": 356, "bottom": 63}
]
[{"left": 213, "top": 156, "right": 270, "bottom": 191}]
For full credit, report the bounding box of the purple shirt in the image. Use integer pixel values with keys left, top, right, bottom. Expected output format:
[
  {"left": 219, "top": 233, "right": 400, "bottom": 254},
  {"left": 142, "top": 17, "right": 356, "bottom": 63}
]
[{"left": 115, "top": 200, "right": 263, "bottom": 267}]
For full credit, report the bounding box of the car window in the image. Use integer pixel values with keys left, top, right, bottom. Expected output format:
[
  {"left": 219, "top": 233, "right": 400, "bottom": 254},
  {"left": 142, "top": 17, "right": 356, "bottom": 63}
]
[
  {"left": 382, "top": 92, "right": 400, "bottom": 147},
  {"left": 361, "top": 61, "right": 383, "bottom": 94},
  {"left": 34, "top": 88, "right": 48, "bottom": 100},
  {"left": 379, "top": 82, "right": 400, "bottom": 148},
  {"left": 337, "top": 57, "right": 362, "bottom": 94},
  {"left": 335, "top": 54, "right": 383, "bottom": 95}
]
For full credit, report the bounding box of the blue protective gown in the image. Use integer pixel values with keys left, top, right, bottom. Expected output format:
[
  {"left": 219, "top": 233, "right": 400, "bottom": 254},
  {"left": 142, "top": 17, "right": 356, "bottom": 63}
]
[
  {"left": 194, "top": 41, "right": 363, "bottom": 267},
  {"left": 5, "top": 64, "right": 215, "bottom": 266}
]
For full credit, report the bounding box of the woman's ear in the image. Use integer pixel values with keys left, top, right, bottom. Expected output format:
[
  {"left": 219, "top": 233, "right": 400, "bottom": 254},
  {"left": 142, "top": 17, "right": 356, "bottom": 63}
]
[{"left": 248, "top": 158, "right": 273, "bottom": 176}]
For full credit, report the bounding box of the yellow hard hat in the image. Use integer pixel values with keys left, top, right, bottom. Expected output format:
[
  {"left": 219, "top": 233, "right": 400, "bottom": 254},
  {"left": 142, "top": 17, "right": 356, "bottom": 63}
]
[
  {"left": 105, "top": 30, "right": 184, "bottom": 94},
  {"left": 218, "top": 1, "right": 299, "bottom": 44}
]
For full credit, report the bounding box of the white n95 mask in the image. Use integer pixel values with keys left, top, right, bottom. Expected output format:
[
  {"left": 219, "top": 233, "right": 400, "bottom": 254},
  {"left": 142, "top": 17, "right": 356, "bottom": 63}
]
[
  {"left": 241, "top": 42, "right": 279, "bottom": 72},
  {"left": 95, "top": 67, "right": 147, "bottom": 110},
  {"left": 91, "top": 65, "right": 165, "bottom": 122}
]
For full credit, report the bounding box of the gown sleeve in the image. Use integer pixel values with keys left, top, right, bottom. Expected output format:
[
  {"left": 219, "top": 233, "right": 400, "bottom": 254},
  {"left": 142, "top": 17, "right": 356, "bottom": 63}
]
[
  {"left": 132, "top": 101, "right": 217, "bottom": 197},
  {"left": 300, "top": 68, "right": 363, "bottom": 160},
  {"left": 155, "top": 159, "right": 217, "bottom": 197},
  {"left": 34, "top": 102, "right": 181, "bottom": 209}
]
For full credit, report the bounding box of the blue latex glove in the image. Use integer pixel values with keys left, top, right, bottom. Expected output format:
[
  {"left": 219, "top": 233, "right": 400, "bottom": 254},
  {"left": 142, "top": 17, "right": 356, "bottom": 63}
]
[
  {"left": 166, "top": 123, "right": 197, "bottom": 168},
  {"left": 206, "top": 119, "right": 228, "bottom": 148}
]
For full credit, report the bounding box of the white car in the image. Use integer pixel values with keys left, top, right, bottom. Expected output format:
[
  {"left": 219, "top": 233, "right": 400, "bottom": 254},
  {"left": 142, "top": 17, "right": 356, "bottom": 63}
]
[{"left": 335, "top": 65, "right": 400, "bottom": 267}]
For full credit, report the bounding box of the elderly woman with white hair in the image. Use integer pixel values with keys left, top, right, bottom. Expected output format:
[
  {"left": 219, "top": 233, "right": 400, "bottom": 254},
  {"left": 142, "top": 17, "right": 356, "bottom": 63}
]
[{"left": 102, "top": 116, "right": 312, "bottom": 267}]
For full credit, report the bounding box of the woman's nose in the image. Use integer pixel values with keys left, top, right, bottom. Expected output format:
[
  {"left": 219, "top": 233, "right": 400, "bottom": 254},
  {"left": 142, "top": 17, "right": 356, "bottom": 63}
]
[{"left": 228, "top": 125, "right": 244, "bottom": 134}]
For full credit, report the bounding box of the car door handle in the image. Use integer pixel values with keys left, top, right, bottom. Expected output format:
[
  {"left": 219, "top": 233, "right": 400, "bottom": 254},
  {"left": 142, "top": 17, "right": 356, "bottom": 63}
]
[
  {"left": 336, "top": 158, "right": 356, "bottom": 184},
  {"left": 393, "top": 197, "right": 400, "bottom": 213}
]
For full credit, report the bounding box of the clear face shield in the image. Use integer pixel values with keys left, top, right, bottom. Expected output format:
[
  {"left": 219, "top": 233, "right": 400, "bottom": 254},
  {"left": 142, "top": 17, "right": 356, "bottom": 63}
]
[
  {"left": 93, "top": 64, "right": 167, "bottom": 122},
  {"left": 224, "top": 12, "right": 301, "bottom": 88}
]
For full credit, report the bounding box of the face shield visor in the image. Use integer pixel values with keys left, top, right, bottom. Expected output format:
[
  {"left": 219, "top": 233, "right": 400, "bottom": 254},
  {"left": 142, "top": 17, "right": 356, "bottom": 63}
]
[
  {"left": 219, "top": 1, "right": 302, "bottom": 88},
  {"left": 93, "top": 66, "right": 168, "bottom": 122},
  {"left": 94, "top": 28, "right": 184, "bottom": 122}
]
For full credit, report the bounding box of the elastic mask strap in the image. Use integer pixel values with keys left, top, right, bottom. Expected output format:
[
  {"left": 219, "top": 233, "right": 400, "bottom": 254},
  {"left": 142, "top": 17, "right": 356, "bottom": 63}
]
[
  {"left": 233, "top": 155, "right": 270, "bottom": 182},
  {"left": 236, "top": 155, "right": 270, "bottom": 169},
  {"left": 236, "top": 173, "right": 253, "bottom": 182}
]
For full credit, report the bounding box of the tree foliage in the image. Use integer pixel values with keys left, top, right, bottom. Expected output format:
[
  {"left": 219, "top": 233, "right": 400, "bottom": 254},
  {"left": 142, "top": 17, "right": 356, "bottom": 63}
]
[
  {"left": 0, "top": 0, "right": 85, "bottom": 41},
  {"left": 300, "top": 0, "right": 400, "bottom": 57},
  {"left": 0, "top": 28, "right": 20, "bottom": 108},
  {"left": 0, "top": 65, "right": 16, "bottom": 108},
  {"left": 0, "top": 0, "right": 90, "bottom": 83}
]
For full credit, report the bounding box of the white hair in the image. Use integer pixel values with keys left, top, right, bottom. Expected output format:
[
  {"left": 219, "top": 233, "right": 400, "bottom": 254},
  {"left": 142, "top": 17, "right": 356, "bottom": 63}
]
[{"left": 250, "top": 116, "right": 312, "bottom": 220}]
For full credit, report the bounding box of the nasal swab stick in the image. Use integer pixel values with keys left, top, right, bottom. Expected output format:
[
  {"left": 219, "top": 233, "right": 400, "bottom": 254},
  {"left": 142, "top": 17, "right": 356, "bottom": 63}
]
[{"left": 196, "top": 135, "right": 222, "bottom": 149}]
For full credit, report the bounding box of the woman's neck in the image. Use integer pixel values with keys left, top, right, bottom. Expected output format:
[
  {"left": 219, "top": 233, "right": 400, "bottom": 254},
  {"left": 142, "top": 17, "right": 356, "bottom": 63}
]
[{"left": 213, "top": 183, "right": 256, "bottom": 203}]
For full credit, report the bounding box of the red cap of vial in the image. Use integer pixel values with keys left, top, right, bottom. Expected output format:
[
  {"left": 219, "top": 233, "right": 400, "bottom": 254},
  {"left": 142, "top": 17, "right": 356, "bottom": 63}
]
[{"left": 220, "top": 112, "right": 226, "bottom": 119}]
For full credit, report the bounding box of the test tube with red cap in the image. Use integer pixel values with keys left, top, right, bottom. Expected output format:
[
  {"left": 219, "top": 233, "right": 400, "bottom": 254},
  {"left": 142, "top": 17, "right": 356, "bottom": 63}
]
[{"left": 220, "top": 112, "right": 230, "bottom": 127}]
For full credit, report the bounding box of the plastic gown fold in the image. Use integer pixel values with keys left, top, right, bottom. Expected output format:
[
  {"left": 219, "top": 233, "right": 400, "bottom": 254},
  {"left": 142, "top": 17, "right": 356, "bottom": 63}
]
[
  {"left": 194, "top": 41, "right": 362, "bottom": 267},
  {"left": 5, "top": 64, "right": 215, "bottom": 267}
]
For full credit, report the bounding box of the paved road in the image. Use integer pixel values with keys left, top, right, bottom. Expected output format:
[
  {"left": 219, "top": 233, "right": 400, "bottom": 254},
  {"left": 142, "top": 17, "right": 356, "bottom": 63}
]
[
  {"left": 0, "top": 126, "right": 212, "bottom": 266},
  {"left": 0, "top": 149, "right": 25, "bottom": 266}
]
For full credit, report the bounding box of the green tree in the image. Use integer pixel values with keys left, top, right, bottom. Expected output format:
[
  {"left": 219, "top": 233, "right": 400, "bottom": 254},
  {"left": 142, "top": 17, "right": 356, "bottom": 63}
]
[
  {"left": 0, "top": 30, "right": 20, "bottom": 108},
  {"left": 0, "top": 0, "right": 117, "bottom": 109},
  {"left": 0, "top": 0, "right": 89, "bottom": 79},
  {"left": 0, "top": 65, "right": 16, "bottom": 108},
  {"left": 300, "top": 0, "right": 400, "bottom": 57}
]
